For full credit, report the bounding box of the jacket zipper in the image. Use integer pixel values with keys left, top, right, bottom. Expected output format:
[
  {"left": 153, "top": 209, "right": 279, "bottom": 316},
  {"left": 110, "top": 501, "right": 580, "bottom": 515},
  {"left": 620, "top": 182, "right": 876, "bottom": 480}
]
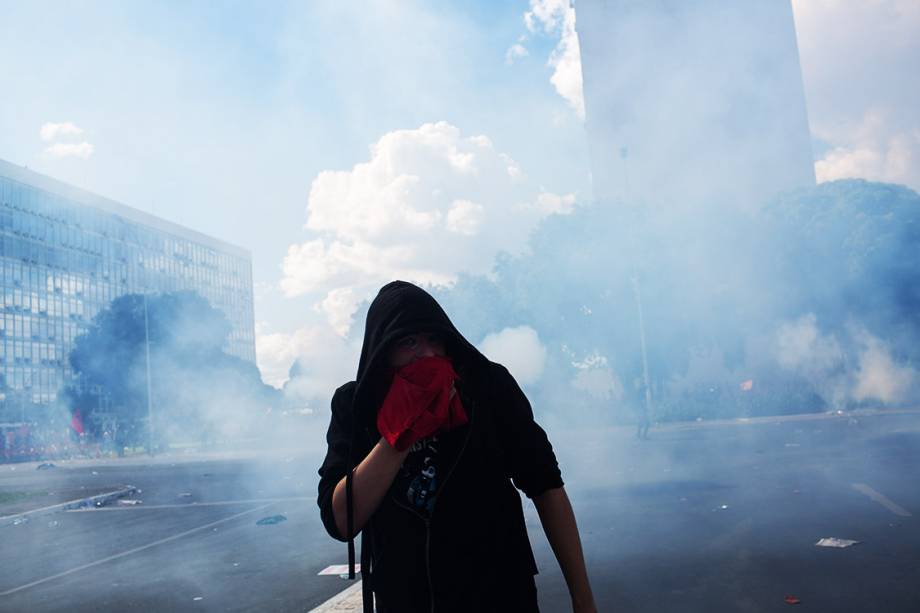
[{"left": 390, "top": 398, "right": 476, "bottom": 613}]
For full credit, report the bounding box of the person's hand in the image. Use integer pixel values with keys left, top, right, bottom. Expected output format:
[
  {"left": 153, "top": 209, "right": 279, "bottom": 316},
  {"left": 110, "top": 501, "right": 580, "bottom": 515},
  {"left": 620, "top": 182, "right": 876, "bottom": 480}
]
[{"left": 376, "top": 357, "right": 466, "bottom": 451}]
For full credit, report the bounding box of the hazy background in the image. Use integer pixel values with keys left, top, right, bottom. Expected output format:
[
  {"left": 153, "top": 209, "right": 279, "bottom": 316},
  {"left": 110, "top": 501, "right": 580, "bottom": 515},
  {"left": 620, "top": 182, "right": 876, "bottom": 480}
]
[{"left": 1, "top": 0, "right": 918, "bottom": 437}]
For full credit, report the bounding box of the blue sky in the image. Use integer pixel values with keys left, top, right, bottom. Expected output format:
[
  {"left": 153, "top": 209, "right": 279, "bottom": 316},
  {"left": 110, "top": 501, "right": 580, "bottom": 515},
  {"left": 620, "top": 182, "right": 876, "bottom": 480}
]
[{"left": 1, "top": 0, "right": 917, "bottom": 390}]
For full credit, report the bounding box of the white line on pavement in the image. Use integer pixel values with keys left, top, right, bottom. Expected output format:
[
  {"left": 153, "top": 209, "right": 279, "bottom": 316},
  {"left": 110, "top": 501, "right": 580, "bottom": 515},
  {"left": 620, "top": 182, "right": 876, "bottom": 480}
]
[
  {"left": 852, "top": 483, "right": 913, "bottom": 517},
  {"left": 0, "top": 503, "right": 273, "bottom": 596},
  {"left": 308, "top": 579, "right": 364, "bottom": 612},
  {"left": 66, "top": 496, "right": 314, "bottom": 512}
]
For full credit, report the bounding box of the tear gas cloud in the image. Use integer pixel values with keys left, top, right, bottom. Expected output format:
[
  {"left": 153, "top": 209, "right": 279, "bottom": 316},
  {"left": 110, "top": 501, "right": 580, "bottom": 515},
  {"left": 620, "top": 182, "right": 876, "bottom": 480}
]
[{"left": 278, "top": 1, "right": 920, "bottom": 443}]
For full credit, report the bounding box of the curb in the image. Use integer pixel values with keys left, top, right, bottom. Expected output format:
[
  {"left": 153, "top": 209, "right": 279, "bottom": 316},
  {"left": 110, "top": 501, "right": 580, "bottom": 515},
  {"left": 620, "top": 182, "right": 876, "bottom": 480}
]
[
  {"left": 0, "top": 486, "right": 139, "bottom": 526},
  {"left": 308, "top": 580, "right": 365, "bottom": 612}
]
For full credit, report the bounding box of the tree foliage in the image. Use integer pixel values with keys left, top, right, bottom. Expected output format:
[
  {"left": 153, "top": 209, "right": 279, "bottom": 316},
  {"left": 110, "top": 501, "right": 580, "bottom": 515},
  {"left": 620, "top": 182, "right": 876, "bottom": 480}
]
[{"left": 69, "top": 291, "right": 278, "bottom": 444}]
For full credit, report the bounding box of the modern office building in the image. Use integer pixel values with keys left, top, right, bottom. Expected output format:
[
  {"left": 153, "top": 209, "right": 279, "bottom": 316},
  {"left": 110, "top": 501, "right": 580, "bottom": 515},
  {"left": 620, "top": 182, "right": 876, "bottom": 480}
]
[
  {"left": 0, "top": 158, "right": 255, "bottom": 421},
  {"left": 575, "top": 0, "right": 815, "bottom": 207}
]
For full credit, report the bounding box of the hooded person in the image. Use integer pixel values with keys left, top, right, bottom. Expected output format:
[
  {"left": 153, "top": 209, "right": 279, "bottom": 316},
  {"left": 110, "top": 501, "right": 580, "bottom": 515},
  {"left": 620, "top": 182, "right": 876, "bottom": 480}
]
[{"left": 317, "top": 281, "right": 597, "bottom": 613}]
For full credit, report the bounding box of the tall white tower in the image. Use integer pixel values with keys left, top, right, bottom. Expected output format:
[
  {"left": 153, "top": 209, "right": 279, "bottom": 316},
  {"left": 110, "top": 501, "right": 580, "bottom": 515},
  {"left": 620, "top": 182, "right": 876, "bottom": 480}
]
[{"left": 575, "top": 0, "right": 815, "bottom": 208}]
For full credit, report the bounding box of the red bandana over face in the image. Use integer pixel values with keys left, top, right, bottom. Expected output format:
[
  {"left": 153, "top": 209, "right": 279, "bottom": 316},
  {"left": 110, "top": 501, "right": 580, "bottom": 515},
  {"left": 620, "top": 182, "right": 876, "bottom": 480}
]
[{"left": 376, "top": 355, "right": 468, "bottom": 452}]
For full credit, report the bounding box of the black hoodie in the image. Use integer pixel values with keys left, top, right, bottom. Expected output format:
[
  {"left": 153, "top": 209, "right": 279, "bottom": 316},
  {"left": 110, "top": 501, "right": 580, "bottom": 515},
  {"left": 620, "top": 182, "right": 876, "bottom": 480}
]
[{"left": 317, "top": 281, "right": 563, "bottom": 612}]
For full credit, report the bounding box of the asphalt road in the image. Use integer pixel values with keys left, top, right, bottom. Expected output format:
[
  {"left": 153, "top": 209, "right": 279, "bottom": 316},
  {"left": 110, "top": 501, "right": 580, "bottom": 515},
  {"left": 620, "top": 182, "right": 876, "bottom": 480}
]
[{"left": 0, "top": 410, "right": 918, "bottom": 612}]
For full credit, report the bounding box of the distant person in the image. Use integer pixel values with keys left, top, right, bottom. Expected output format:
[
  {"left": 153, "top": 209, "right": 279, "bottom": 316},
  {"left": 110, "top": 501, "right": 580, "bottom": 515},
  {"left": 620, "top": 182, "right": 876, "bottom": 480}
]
[{"left": 318, "top": 281, "right": 597, "bottom": 613}]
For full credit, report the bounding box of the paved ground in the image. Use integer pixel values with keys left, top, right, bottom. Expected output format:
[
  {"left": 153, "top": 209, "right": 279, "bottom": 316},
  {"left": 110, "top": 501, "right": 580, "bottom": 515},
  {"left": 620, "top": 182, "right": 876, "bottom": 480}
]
[{"left": 0, "top": 410, "right": 918, "bottom": 612}]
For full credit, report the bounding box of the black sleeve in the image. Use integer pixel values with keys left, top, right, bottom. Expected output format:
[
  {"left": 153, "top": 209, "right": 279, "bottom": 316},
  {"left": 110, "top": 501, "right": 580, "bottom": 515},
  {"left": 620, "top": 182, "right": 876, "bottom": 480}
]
[
  {"left": 317, "top": 382, "right": 357, "bottom": 542},
  {"left": 491, "top": 364, "right": 564, "bottom": 498}
]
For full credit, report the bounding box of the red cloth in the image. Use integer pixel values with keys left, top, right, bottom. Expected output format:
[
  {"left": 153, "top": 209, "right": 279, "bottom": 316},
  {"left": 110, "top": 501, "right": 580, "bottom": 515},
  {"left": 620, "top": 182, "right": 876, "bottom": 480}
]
[{"left": 377, "top": 356, "right": 468, "bottom": 451}]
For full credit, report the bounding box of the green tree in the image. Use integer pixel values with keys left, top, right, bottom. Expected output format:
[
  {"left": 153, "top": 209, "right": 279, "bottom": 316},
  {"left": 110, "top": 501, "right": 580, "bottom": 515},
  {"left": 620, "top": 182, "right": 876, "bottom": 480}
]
[{"left": 69, "top": 291, "right": 278, "bottom": 446}]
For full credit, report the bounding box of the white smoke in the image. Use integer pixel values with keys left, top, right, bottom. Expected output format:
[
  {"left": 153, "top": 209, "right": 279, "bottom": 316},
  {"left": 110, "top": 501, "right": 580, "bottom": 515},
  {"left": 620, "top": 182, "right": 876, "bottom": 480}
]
[{"left": 478, "top": 325, "right": 547, "bottom": 386}]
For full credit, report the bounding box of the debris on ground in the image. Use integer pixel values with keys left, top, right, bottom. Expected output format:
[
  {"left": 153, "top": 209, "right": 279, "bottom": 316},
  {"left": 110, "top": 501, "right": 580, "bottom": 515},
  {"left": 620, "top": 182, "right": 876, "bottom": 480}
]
[
  {"left": 48, "top": 520, "right": 60, "bottom": 528},
  {"left": 784, "top": 595, "right": 801, "bottom": 605},
  {"left": 193, "top": 596, "right": 204, "bottom": 601},
  {"left": 36, "top": 463, "right": 56, "bottom": 470},
  {"left": 12, "top": 516, "right": 29, "bottom": 525},
  {"left": 178, "top": 492, "right": 193, "bottom": 498},
  {"left": 92, "top": 471, "right": 99, "bottom": 475},
  {"left": 815, "top": 537, "right": 859, "bottom": 548},
  {"left": 256, "top": 514, "right": 287, "bottom": 525},
  {"left": 118, "top": 499, "right": 142, "bottom": 506}
]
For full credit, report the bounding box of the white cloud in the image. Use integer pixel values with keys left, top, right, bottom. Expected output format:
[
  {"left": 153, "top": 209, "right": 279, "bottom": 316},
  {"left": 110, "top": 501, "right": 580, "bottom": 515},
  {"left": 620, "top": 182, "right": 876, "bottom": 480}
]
[
  {"left": 521, "top": 0, "right": 584, "bottom": 119},
  {"left": 792, "top": 0, "right": 920, "bottom": 189},
  {"left": 505, "top": 43, "right": 529, "bottom": 65},
  {"left": 525, "top": 0, "right": 569, "bottom": 34},
  {"left": 255, "top": 322, "right": 360, "bottom": 400},
  {"left": 282, "top": 121, "right": 575, "bottom": 331},
  {"left": 446, "top": 199, "right": 485, "bottom": 235},
  {"left": 478, "top": 325, "right": 547, "bottom": 386},
  {"left": 813, "top": 109, "right": 919, "bottom": 185},
  {"left": 40, "top": 121, "right": 85, "bottom": 142},
  {"left": 44, "top": 141, "right": 94, "bottom": 159}
]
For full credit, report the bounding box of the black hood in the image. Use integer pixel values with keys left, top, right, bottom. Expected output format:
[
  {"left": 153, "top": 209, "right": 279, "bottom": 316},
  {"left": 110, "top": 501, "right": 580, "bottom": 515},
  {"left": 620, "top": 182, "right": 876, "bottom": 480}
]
[{"left": 352, "top": 280, "right": 488, "bottom": 427}]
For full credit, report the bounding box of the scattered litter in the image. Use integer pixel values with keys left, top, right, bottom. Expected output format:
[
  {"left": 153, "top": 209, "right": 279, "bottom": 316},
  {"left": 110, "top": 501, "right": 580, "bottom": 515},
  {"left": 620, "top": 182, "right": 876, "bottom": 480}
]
[
  {"left": 319, "top": 564, "right": 361, "bottom": 576},
  {"left": 816, "top": 537, "right": 859, "bottom": 548},
  {"left": 12, "top": 516, "right": 29, "bottom": 525},
  {"left": 718, "top": 504, "right": 729, "bottom": 510},
  {"left": 92, "top": 471, "right": 99, "bottom": 475},
  {"left": 48, "top": 520, "right": 60, "bottom": 528},
  {"left": 792, "top": 489, "right": 801, "bottom": 495},
  {"left": 36, "top": 463, "right": 56, "bottom": 470},
  {"left": 118, "top": 499, "right": 142, "bottom": 506},
  {"left": 178, "top": 492, "right": 193, "bottom": 498},
  {"left": 233, "top": 562, "right": 239, "bottom": 567},
  {"left": 193, "top": 596, "right": 204, "bottom": 601},
  {"left": 784, "top": 595, "right": 801, "bottom": 605},
  {"left": 256, "top": 514, "right": 287, "bottom": 525},
  {"left": 784, "top": 443, "right": 801, "bottom": 448}
]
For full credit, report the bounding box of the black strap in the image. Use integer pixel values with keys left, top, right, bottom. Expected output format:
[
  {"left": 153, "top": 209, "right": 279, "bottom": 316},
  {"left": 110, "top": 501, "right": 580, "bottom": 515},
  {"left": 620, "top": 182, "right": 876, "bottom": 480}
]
[
  {"left": 361, "top": 530, "right": 373, "bottom": 613},
  {"left": 346, "top": 466, "right": 356, "bottom": 580}
]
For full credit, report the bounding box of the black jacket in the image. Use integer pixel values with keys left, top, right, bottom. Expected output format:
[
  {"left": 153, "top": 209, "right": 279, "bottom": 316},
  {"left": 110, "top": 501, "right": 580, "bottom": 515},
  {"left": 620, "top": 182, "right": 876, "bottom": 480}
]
[{"left": 317, "top": 281, "right": 563, "bottom": 612}]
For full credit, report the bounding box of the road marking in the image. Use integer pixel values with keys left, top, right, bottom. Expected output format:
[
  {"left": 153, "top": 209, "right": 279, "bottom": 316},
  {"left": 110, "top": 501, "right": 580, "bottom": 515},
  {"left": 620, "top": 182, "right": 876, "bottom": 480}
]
[
  {"left": 65, "top": 496, "right": 313, "bottom": 512},
  {"left": 852, "top": 483, "right": 913, "bottom": 517},
  {"left": 0, "top": 503, "right": 273, "bottom": 596}
]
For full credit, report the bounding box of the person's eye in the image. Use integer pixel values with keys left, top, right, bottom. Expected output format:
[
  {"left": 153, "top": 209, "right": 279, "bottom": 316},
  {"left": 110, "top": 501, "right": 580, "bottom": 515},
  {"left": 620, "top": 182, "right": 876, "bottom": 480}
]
[{"left": 397, "top": 336, "right": 417, "bottom": 349}]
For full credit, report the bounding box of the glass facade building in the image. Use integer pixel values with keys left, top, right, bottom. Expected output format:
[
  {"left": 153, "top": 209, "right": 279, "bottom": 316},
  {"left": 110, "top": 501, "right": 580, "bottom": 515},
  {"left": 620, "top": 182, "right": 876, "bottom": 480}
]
[{"left": 0, "top": 158, "right": 255, "bottom": 420}]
